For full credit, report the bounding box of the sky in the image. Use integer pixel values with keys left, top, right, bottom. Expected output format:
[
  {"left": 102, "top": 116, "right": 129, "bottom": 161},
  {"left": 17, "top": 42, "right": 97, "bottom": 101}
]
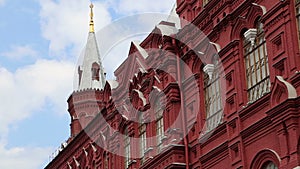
[{"left": 0, "top": 0, "right": 176, "bottom": 168}]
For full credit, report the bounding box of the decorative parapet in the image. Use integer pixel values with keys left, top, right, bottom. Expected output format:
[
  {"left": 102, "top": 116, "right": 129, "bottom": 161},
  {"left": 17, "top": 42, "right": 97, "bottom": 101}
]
[{"left": 48, "top": 140, "right": 68, "bottom": 162}]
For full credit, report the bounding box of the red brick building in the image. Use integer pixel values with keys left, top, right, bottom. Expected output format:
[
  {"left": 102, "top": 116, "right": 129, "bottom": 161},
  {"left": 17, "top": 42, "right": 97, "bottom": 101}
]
[{"left": 45, "top": 0, "right": 300, "bottom": 169}]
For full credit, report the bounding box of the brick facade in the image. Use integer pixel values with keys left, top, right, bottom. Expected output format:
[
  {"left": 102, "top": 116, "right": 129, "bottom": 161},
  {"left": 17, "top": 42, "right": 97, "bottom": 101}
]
[{"left": 45, "top": 1, "right": 300, "bottom": 169}]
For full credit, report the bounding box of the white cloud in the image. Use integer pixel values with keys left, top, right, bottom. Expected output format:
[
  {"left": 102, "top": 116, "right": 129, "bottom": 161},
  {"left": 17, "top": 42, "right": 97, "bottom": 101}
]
[
  {"left": 111, "top": 0, "right": 176, "bottom": 14},
  {"left": 38, "top": 0, "right": 175, "bottom": 58},
  {"left": 39, "top": 0, "right": 111, "bottom": 57},
  {"left": 38, "top": 0, "right": 177, "bottom": 79},
  {"left": 0, "top": 59, "right": 74, "bottom": 169},
  {"left": 0, "top": 143, "right": 52, "bottom": 169},
  {"left": 0, "top": 0, "right": 5, "bottom": 7},
  {"left": 0, "top": 59, "right": 74, "bottom": 137},
  {"left": 1, "top": 45, "right": 38, "bottom": 59}
]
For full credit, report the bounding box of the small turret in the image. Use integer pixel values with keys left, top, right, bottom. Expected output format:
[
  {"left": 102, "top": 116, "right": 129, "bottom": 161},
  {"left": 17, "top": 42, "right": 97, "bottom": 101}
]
[{"left": 67, "top": 3, "right": 106, "bottom": 139}]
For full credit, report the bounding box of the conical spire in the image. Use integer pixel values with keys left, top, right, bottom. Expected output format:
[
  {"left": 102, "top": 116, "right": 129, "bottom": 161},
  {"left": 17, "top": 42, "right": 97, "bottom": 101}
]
[
  {"left": 77, "top": 4, "right": 106, "bottom": 90},
  {"left": 167, "top": 2, "right": 181, "bottom": 29}
]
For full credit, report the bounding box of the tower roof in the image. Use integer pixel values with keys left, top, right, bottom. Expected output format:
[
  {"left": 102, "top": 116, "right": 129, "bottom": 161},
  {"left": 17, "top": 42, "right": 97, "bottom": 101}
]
[
  {"left": 167, "top": 2, "right": 181, "bottom": 29},
  {"left": 77, "top": 3, "right": 106, "bottom": 90}
]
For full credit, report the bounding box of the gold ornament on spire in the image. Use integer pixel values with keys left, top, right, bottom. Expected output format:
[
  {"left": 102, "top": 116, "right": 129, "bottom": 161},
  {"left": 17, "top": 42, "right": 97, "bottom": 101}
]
[{"left": 89, "top": 3, "right": 95, "bottom": 33}]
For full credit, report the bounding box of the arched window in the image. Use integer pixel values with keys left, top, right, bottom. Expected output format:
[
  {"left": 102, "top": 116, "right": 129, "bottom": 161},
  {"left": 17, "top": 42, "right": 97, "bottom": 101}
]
[
  {"left": 250, "top": 150, "right": 280, "bottom": 169},
  {"left": 155, "top": 100, "right": 164, "bottom": 152},
  {"left": 124, "top": 128, "right": 130, "bottom": 169},
  {"left": 261, "top": 161, "right": 278, "bottom": 169},
  {"left": 91, "top": 62, "right": 100, "bottom": 81},
  {"left": 138, "top": 113, "right": 147, "bottom": 162},
  {"left": 78, "top": 66, "right": 83, "bottom": 86},
  {"left": 203, "top": 59, "right": 223, "bottom": 132},
  {"left": 243, "top": 18, "right": 270, "bottom": 102}
]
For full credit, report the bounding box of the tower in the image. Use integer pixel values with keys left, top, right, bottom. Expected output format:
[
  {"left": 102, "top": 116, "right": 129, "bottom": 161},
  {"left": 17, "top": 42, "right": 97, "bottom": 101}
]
[{"left": 67, "top": 4, "right": 106, "bottom": 139}]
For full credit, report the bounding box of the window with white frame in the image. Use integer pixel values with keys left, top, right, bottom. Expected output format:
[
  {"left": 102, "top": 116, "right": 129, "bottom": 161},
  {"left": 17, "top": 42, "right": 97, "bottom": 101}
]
[
  {"left": 155, "top": 100, "right": 164, "bottom": 152},
  {"left": 243, "top": 19, "right": 270, "bottom": 103},
  {"left": 203, "top": 62, "right": 223, "bottom": 132},
  {"left": 139, "top": 114, "right": 147, "bottom": 160},
  {"left": 261, "top": 161, "right": 278, "bottom": 169},
  {"left": 124, "top": 128, "right": 130, "bottom": 169}
]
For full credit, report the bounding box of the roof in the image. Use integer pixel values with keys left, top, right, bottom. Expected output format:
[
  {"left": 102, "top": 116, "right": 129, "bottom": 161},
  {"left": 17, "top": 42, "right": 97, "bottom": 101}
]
[
  {"left": 107, "top": 80, "right": 119, "bottom": 89},
  {"left": 167, "top": 3, "right": 181, "bottom": 29},
  {"left": 133, "top": 40, "right": 148, "bottom": 59},
  {"left": 78, "top": 32, "right": 106, "bottom": 90}
]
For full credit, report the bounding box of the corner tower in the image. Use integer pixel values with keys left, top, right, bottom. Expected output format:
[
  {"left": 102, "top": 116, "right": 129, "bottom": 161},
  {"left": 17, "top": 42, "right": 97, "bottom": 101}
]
[{"left": 67, "top": 4, "right": 106, "bottom": 139}]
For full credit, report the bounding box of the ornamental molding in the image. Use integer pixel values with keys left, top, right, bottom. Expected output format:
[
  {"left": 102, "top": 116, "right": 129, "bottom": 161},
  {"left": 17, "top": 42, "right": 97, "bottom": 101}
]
[
  {"left": 244, "top": 28, "right": 257, "bottom": 47},
  {"left": 199, "top": 141, "right": 228, "bottom": 165},
  {"left": 203, "top": 64, "right": 215, "bottom": 80},
  {"left": 230, "top": 2, "right": 264, "bottom": 40},
  {"left": 250, "top": 149, "right": 281, "bottom": 169},
  {"left": 270, "top": 76, "right": 297, "bottom": 107},
  {"left": 261, "top": 1, "right": 289, "bottom": 32}
]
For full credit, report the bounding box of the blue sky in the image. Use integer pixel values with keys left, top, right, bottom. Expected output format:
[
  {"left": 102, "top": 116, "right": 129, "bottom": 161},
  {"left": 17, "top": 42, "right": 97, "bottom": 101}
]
[{"left": 0, "top": 0, "right": 175, "bottom": 168}]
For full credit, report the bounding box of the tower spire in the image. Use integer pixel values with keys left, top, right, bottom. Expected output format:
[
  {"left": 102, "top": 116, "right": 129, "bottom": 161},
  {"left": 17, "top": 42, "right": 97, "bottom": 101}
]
[
  {"left": 68, "top": 2, "right": 106, "bottom": 140},
  {"left": 89, "top": 3, "right": 95, "bottom": 33},
  {"left": 77, "top": 3, "right": 106, "bottom": 91}
]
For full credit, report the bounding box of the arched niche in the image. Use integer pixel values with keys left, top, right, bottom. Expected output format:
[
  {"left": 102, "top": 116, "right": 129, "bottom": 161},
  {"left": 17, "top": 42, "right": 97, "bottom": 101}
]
[{"left": 250, "top": 149, "right": 280, "bottom": 169}]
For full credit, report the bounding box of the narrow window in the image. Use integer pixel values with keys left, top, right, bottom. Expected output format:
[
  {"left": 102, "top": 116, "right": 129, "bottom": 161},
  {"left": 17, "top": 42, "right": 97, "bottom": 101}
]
[
  {"left": 139, "top": 114, "right": 147, "bottom": 162},
  {"left": 92, "top": 62, "right": 100, "bottom": 81},
  {"left": 296, "top": 0, "right": 300, "bottom": 43},
  {"left": 104, "top": 152, "right": 108, "bottom": 169},
  {"left": 203, "top": 60, "right": 223, "bottom": 132},
  {"left": 78, "top": 66, "right": 83, "bottom": 86},
  {"left": 124, "top": 128, "right": 130, "bottom": 169},
  {"left": 155, "top": 100, "right": 164, "bottom": 152},
  {"left": 243, "top": 19, "right": 270, "bottom": 102}
]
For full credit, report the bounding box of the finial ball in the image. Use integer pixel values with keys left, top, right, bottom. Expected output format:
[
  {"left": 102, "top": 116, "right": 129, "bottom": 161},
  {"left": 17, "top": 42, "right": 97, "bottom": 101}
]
[{"left": 90, "top": 3, "right": 94, "bottom": 9}]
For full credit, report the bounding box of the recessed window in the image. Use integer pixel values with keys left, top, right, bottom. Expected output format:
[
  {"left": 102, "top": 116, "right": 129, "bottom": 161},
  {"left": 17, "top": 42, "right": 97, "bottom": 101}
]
[
  {"left": 203, "top": 61, "right": 223, "bottom": 132},
  {"left": 243, "top": 19, "right": 270, "bottom": 102},
  {"left": 104, "top": 153, "right": 109, "bottom": 169},
  {"left": 139, "top": 114, "right": 147, "bottom": 162},
  {"left": 91, "top": 62, "right": 100, "bottom": 81},
  {"left": 155, "top": 100, "right": 164, "bottom": 152},
  {"left": 124, "top": 128, "right": 130, "bottom": 169},
  {"left": 261, "top": 161, "right": 278, "bottom": 169},
  {"left": 78, "top": 66, "right": 83, "bottom": 85},
  {"left": 296, "top": 0, "right": 300, "bottom": 44}
]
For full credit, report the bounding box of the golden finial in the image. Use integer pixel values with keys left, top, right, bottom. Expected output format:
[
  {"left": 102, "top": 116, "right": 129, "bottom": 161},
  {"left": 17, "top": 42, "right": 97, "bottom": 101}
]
[{"left": 89, "top": 3, "right": 95, "bottom": 33}]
